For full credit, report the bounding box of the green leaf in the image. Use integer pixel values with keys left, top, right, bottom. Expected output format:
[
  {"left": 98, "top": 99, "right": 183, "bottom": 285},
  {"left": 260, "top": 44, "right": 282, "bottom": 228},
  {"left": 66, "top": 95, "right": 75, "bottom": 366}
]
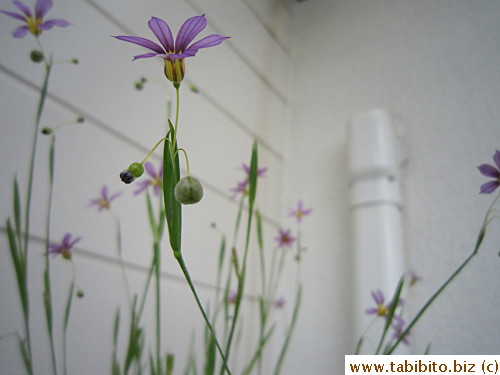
[
  {"left": 377, "top": 277, "right": 404, "bottom": 354},
  {"left": 163, "top": 120, "right": 182, "bottom": 254},
  {"left": 48, "top": 136, "right": 55, "bottom": 184},
  {"left": 18, "top": 336, "right": 32, "bottom": 375},
  {"left": 256, "top": 210, "right": 263, "bottom": 251},
  {"left": 63, "top": 281, "right": 75, "bottom": 334},
  {"left": 247, "top": 141, "right": 258, "bottom": 211},
  {"left": 146, "top": 192, "right": 159, "bottom": 242},
  {"left": 13, "top": 177, "right": 22, "bottom": 248}
]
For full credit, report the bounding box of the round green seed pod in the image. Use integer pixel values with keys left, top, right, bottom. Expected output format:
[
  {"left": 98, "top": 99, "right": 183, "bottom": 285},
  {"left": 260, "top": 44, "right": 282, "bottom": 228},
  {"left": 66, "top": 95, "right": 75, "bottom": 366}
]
[
  {"left": 30, "top": 50, "right": 44, "bottom": 63},
  {"left": 174, "top": 176, "right": 203, "bottom": 205},
  {"left": 128, "top": 162, "right": 144, "bottom": 178}
]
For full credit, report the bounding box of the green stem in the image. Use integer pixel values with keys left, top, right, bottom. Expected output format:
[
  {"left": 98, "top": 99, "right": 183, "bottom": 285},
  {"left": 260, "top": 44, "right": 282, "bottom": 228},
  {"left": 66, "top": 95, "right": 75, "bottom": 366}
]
[
  {"left": 44, "top": 135, "right": 58, "bottom": 375},
  {"left": 154, "top": 242, "right": 162, "bottom": 374},
  {"left": 175, "top": 254, "right": 232, "bottom": 375},
  {"left": 386, "top": 192, "right": 500, "bottom": 354}
]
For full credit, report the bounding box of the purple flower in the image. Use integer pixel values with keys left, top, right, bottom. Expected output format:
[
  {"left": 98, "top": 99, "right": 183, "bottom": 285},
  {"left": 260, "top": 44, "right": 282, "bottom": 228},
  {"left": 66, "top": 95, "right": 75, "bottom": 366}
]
[
  {"left": 89, "top": 185, "right": 122, "bottom": 212},
  {"left": 229, "top": 163, "right": 267, "bottom": 199},
  {"left": 1, "top": 0, "right": 69, "bottom": 38},
  {"left": 134, "top": 162, "right": 162, "bottom": 196},
  {"left": 365, "top": 289, "right": 403, "bottom": 317},
  {"left": 392, "top": 315, "right": 410, "bottom": 345},
  {"left": 288, "top": 200, "right": 312, "bottom": 223},
  {"left": 275, "top": 228, "right": 296, "bottom": 249},
  {"left": 114, "top": 15, "right": 229, "bottom": 84},
  {"left": 228, "top": 290, "right": 237, "bottom": 305},
  {"left": 242, "top": 163, "right": 267, "bottom": 178},
  {"left": 478, "top": 150, "right": 500, "bottom": 194},
  {"left": 49, "top": 233, "right": 81, "bottom": 260},
  {"left": 273, "top": 296, "right": 286, "bottom": 309}
]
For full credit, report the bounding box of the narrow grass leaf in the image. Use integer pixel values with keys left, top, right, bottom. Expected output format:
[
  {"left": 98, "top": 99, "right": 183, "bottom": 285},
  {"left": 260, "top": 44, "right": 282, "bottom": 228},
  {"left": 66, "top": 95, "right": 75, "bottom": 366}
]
[{"left": 163, "top": 120, "right": 182, "bottom": 253}]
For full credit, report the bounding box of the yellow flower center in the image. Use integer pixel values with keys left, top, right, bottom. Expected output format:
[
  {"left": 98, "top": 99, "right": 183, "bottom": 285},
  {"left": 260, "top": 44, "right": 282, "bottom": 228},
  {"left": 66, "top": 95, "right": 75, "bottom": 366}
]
[
  {"left": 99, "top": 198, "right": 109, "bottom": 210},
  {"left": 377, "top": 304, "right": 388, "bottom": 316},
  {"left": 27, "top": 17, "right": 42, "bottom": 36}
]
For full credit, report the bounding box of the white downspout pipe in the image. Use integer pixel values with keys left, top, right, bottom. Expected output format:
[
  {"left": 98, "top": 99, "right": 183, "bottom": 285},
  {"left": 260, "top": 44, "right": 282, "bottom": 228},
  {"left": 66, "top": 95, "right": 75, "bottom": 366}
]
[{"left": 347, "top": 109, "right": 406, "bottom": 353}]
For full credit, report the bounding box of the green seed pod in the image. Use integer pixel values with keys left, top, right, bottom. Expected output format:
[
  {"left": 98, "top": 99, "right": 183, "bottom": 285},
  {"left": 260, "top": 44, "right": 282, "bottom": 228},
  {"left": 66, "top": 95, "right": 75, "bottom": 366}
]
[
  {"left": 30, "top": 50, "right": 44, "bottom": 63},
  {"left": 128, "top": 162, "right": 144, "bottom": 178},
  {"left": 41, "top": 127, "right": 53, "bottom": 135},
  {"left": 174, "top": 176, "right": 203, "bottom": 205}
]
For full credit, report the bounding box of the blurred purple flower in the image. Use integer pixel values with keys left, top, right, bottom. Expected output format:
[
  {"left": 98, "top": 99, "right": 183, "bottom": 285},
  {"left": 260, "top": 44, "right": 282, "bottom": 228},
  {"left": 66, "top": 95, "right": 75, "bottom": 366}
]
[
  {"left": 1, "top": 0, "right": 69, "bottom": 38},
  {"left": 288, "top": 200, "right": 312, "bottom": 223},
  {"left": 273, "top": 296, "right": 286, "bottom": 309},
  {"left": 228, "top": 290, "right": 237, "bottom": 305},
  {"left": 134, "top": 162, "right": 162, "bottom": 196},
  {"left": 230, "top": 163, "right": 267, "bottom": 199},
  {"left": 89, "top": 185, "right": 122, "bottom": 212},
  {"left": 275, "top": 228, "right": 296, "bottom": 249},
  {"left": 407, "top": 270, "right": 421, "bottom": 286},
  {"left": 114, "top": 15, "right": 229, "bottom": 84},
  {"left": 49, "top": 233, "right": 81, "bottom": 260},
  {"left": 242, "top": 163, "right": 267, "bottom": 178},
  {"left": 392, "top": 315, "right": 410, "bottom": 345},
  {"left": 365, "top": 289, "right": 402, "bottom": 317},
  {"left": 478, "top": 150, "right": 500, "bottom": 194}
]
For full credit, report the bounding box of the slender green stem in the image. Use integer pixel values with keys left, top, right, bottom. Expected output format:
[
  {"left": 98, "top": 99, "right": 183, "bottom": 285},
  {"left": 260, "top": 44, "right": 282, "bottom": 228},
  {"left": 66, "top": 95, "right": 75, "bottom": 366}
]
[
  {"left": 175, "top": 254, "right": 232, "bottom": 375},
  {"left": 154, "top": 242, "right": 162, "bottom": 374},
  {"left": 386, "top": 192, "right": 500, "bottom": 354},
  {"left": 44, "top": 135, "right": 58, "bottom": 375},
  {"left": 140, "top": 137, "right": 168, "bottom": 165}
]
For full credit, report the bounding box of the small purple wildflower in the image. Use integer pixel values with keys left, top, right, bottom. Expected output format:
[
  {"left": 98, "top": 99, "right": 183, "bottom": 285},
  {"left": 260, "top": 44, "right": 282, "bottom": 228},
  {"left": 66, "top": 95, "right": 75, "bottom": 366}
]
[
  {"left": 89, "top": 185, "right": 122, "bottom": 212},
  {"left": 288, "top": 200, "right": 312, "bottom": 223},
  {"left": 273, "top": 296, "right": 286, "bottom": 309},
  {"left": 134, "top": 162, "right": 162, "bottom": 196},
  {"left": 242, "top": 163, "right": 267, "bottom": 178},
  {"left": 392, "top": 315, "right": 410, "bottom": 345},
  {"left": 229, "top": 163, "right": 267, "bottom": 199},
  {"left": 407, "top": 270, "right": 421, "bottom": 286},
  {"left": 1, "top": 0, "right": 69, "bottom": 38},
  {"left": 275, "top": 228, "right": 296, "bottom": 249},
  {"left": 49, "top": 233, "right": 81, "bottom": 260},
  {"left": 365, "top": 290, "right": 403, "bottom": 317},
  {"left": 477, "top": 150, "right": 500, "bottom": 194},
  {"left": 228, "top": 290, "right": 238, "bottom": 305},
  {"left": 114, "top": 15, "right": 229, "bottom": 84}
]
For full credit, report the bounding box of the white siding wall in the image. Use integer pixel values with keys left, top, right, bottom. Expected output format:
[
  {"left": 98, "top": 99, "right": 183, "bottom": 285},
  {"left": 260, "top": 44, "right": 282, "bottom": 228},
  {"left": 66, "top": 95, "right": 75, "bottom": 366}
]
[{"left": 0, "top": 0, "right": 294, "bottom": 373}]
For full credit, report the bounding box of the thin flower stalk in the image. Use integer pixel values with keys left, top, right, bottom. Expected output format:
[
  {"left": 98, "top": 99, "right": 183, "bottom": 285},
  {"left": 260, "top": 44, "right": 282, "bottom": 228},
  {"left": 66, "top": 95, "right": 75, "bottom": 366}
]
[{"left": 385, "top": 191, "right": 500, "bottom": 354}]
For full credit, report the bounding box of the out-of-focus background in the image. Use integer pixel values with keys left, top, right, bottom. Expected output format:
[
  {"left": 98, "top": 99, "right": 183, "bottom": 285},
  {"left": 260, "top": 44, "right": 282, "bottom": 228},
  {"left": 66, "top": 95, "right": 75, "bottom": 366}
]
[{"left": 0, "top": 0, "right": 499, "bottom": 373}]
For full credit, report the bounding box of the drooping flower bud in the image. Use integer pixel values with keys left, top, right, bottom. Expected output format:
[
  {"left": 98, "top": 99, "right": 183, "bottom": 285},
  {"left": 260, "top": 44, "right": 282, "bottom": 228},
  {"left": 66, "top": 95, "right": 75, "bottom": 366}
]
[
  {"left": 174, "top": 176, "right": 203, "bottom": 204},
  {"left": 41, "top": 127, "right": 53, "bottom": 135},
  {"left": 128, "top": 162, "right": 144, "bottom": 178}
]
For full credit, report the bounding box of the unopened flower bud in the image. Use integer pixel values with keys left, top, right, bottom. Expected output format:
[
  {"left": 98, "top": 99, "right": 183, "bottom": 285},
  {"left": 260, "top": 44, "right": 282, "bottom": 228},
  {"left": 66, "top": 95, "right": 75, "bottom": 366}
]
[
  {"left": 41, "top": 127, "right": 53, "bottom": 135},
  {"left": 30, "top": 50, "right": 44, "bottom": 63},
  {"left": 174, "top": 176, "right": 203, "bottom": 204},
  {"left": 76, "top": 289, "right": 85, "bottom": 298},
  {"left": 120, "top": 170, "right": 135, "bottom": 184},
  {"left": 71, "top": 58, "right": 79, "bottom": 64},
  {"left": 128, "top": 162, "right": 144, "bottom": 178},
  {"left": 76, "top": 116, "right": 85, "bottom": 123}
]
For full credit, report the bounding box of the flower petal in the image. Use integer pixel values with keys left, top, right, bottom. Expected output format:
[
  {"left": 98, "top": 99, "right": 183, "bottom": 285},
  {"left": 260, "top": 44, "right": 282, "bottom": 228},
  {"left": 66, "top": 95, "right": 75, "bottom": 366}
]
[
  {"left": 35, "top": 0, "right": 53, "bottom": 19},
  {"left": 132, "top": 52, "right": 162, "bottom": 60},
  {"left": 12, "top": 25, "right": 29, "bottom": 38},
  {"left": 145, "top": 162, "right": 157, "bottom": 177},
  {"left": 13, "top": 0, "right": 31, "bottom": 17},
  {"left": 477, "top": 163, "right": 500, "bottom": 178},
  {"left": 0, "top": 10, "right": 26, "bottom": 21},
  {"left": 479, "top": 181, "right": 500, "bottom": 194},
  {"left": 148, "top": 17, "right": 174, "bottom": 52},
  {"left": 175, "top": 14, "right": 207, "bottom": 52},
  {"left": 493, "top": 150, "right": 500, "bottom": 170},
  {"left": 101, "top": 185, "right": 109, "bottom": 200},
  {"left": 113, "top": 35, "right": 166, "bottom": 55},
  {"left": 182, "top": 34, "right": 230, "bottom": 57},
  {"left": 39, "top": 18, "right": 69, "bottom": 30}
]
